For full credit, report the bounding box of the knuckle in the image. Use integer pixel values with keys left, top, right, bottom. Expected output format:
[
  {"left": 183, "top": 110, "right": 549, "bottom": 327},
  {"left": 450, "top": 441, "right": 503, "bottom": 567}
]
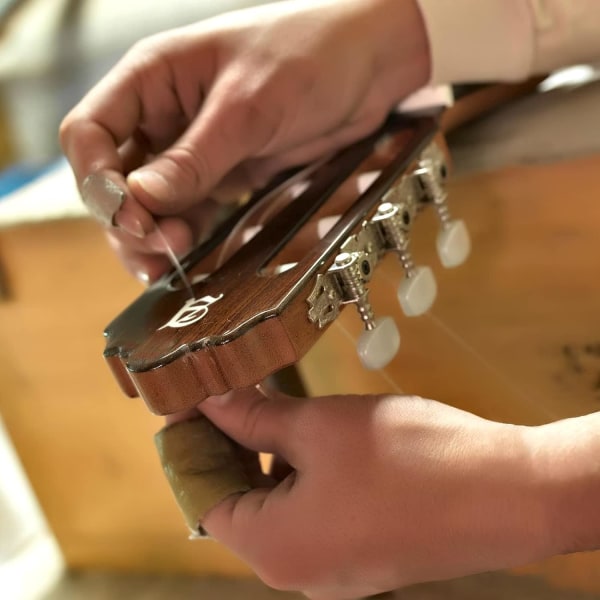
[
  {"left": 240, "top": 396, "right": 269, "bottom": 442},
  {"left": 217, "top": 53, "right": 321, "bottom": 155},
  {"left": 223, "top": 93, "right": 281, "bottom": 154},
  {"left": 58, "top": 113, "right": 79, "bottom": 151},
  {"left": 161, "top": 144, "right": 211, "bottom": 194},
  {"left": 350, "top": 102, "right": 389, "bottom": 136},
  {"left": 290, "top": 400, "right": 335, "bottom": 451},
  {"left": 126, "top": 32, "right": 169, "bottom": 63}
]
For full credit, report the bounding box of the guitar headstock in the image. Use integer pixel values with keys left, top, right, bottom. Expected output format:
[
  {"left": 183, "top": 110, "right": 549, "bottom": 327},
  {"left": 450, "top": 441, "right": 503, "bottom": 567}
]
[{"left": 104, "top": 112, "right": 470, "bottom": 415}]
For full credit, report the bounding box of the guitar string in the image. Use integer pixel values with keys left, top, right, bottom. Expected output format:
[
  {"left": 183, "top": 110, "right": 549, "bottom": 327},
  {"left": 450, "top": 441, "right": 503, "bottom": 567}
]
[
  {"left": 214, "top": 159, "right": 328, "bottom": 270},
  {"left": 424, "top": 311, "right": 559, "bottom": 421},
  {"left": 377, "top": 271, "right": 561, "bottom": 422}
]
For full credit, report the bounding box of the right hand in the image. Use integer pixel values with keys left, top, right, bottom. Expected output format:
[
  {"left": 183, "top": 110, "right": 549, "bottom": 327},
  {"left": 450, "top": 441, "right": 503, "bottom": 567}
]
[{"left": 59, "top": 0, "right": 430, "bottom": 281}]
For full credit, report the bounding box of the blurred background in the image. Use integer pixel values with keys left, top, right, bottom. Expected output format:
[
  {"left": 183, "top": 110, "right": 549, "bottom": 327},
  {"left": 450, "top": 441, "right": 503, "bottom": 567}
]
[{"left": 1, "top": 1, "right": 600, "bottom": 599}]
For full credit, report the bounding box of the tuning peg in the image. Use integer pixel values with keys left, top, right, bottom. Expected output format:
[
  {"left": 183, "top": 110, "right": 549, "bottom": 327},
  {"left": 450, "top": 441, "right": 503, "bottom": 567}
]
[
  {"left": 414, "top": 159, "right": 471, "bottom": 268},
  {"left": 397, "top": 264, "right": 437, "bottom": 317},
  {"left": 357, "top": 316, "right": 400, "bottom": 370},
  {"left": 436, "top": 218, "right": 470, "bottom": 268},
  {"left": 371, "top": 202, "right": 437, "bottom": 317},
  {"left": 330, "top": 252, "right": 400, "bottom": 369}
]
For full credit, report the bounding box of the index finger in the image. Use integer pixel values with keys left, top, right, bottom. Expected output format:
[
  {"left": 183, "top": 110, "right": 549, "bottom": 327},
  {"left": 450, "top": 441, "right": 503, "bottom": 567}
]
[{"left": 59, "top": 63, "right": 143, "bottom": 189}]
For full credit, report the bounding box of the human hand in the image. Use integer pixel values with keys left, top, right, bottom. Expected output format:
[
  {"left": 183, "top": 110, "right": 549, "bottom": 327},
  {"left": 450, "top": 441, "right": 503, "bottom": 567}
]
[
  {"left": 59, "top": 0, "right": 430, "bottom": 281},
  {"left": 196, "top": 388, "right": 559, "bottom": 599}
]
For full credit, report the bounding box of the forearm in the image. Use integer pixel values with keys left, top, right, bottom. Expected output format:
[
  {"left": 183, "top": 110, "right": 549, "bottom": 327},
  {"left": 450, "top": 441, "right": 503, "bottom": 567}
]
[
  {"left": 532, "top": 411, "right": 600, "bottom": 554},
  {"left": 417, "top": 0, "right": 600, "bottom": 84}
]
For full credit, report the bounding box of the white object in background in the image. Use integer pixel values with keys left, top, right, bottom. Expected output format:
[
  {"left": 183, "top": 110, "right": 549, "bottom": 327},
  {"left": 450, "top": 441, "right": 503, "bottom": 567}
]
[
  {"left": 0, "top": 418, "right": 64, "bottom": 600},
  {"left": 0, "top": 160, "right": 85, "bottom": 228}
]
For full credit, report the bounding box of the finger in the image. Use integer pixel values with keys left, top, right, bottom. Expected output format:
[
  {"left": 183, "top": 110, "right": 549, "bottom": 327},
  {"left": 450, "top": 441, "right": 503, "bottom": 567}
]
[
  {"left": 198, "top": 387, "right": 301, "bottom": 467},
  {"left": 127, "top": 72, "right": 281, "bottom": 214},
  {"left": 201, "top": 470, "right": 298, "bottom": 565},
  {"left": 155, "top": 416, "right": 252, "bottom": 536},
  {"left": 119, "top": 132, "right": 152, "bottom": 176},
  {"left": 106, "top": 237, "right": 171, "bottom": 283},
  {"left": 268, "top": 454, "right": 294, "bottom": 482},
  {"left": 106, "top": 216, "right": 194, "bottom": 282},
  {"left": 144, "top": 216, "right": 195, "bottom": 257},
  {"left": 61, "top": 35, "right": 213, "bottom": 228},
  {"left": 59, "top": 68, "right": 143, "bottom": 189},
  {"left": 80, "top": 170, "right": 155, "bottom": 238}
]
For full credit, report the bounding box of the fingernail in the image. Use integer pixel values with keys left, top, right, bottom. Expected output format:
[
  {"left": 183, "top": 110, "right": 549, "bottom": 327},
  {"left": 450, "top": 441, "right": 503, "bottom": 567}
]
[
  {"left": 82, "top": 173, "right": 125, "bottom": 227},
  {"left": 113, "top": 210, "right": 146, "bottom": 239},
  {"left": 135, "top": 269, "right": 150, "bottom": 285},
  {"left": 190, "top": 524, "right": 211, "bottom": 540},
  {"left": 130, "top": 170, "right": 172, "bottom": 204}
]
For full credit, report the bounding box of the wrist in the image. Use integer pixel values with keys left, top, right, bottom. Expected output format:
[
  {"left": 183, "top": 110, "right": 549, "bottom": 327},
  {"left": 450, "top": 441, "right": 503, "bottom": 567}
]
[{"left": 530, "top": 413, "right": 600, "bottom": 555}]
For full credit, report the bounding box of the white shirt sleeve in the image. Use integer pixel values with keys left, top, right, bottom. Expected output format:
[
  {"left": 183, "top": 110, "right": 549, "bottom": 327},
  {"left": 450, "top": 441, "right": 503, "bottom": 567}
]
[{"left": 417, "top": 0, "right": 600, "bottom": 84}]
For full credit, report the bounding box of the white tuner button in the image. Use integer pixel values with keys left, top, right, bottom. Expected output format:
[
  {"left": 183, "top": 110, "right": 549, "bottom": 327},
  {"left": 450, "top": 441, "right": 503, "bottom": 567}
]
[
  {"left": 397, "top": 266, "right": 437, "bottom": 316},
  {"left": 437, "top": 219, "right": 471, "bottom": 268},
  {"left": 357, "top": 317, "right": 400, "bottom": 370}
]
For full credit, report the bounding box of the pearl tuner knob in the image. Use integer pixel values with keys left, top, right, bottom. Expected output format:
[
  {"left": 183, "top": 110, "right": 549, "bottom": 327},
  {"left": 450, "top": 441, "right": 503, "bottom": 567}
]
[
  {"left": 397, "top": 265, "right": 437, "bottom": 317},
  {"left": 372, "top": 202, "right": 438, "bottom": 317},
  {"left": 437, "top": 219, "right": 471, "bottom": 268},
  {"left": 357, "top": 317, "right": 400, "bottom": 370}
]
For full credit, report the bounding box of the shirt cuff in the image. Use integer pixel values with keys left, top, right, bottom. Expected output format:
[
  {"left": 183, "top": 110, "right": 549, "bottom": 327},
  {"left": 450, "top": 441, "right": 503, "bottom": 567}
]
[
  {"left": 416, "top": 0, "right": 535, "bottom": 84},
  {"left": 528, "top": 1, "right": 600, "bottom": 73}
]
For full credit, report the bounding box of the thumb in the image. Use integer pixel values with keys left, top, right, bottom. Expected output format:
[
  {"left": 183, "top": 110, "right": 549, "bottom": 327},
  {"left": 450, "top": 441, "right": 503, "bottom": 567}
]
[
  {"left": 199, "top": 388, "right": 301, "bottom": 564},
  {"left": 127, "top": 83, "right": 275, "bottom": 214},
  {"left": 198, "top": 387, "right": 301, "bottom": 467}
]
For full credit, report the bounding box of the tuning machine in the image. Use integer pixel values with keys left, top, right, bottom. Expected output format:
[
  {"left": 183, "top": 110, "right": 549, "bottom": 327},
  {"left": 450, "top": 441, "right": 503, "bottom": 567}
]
[
  {"left": 371, "top": 196, "right": 437, "bottom": 317},
  {"left": 329, "top": 251, "right": 400, "bottom": 370},
  {"left": 413, "top": 147, "right": 471, "bottom": 268},
  {"left": 306, "top": 248, "right": 400, "bottom": 370}
]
